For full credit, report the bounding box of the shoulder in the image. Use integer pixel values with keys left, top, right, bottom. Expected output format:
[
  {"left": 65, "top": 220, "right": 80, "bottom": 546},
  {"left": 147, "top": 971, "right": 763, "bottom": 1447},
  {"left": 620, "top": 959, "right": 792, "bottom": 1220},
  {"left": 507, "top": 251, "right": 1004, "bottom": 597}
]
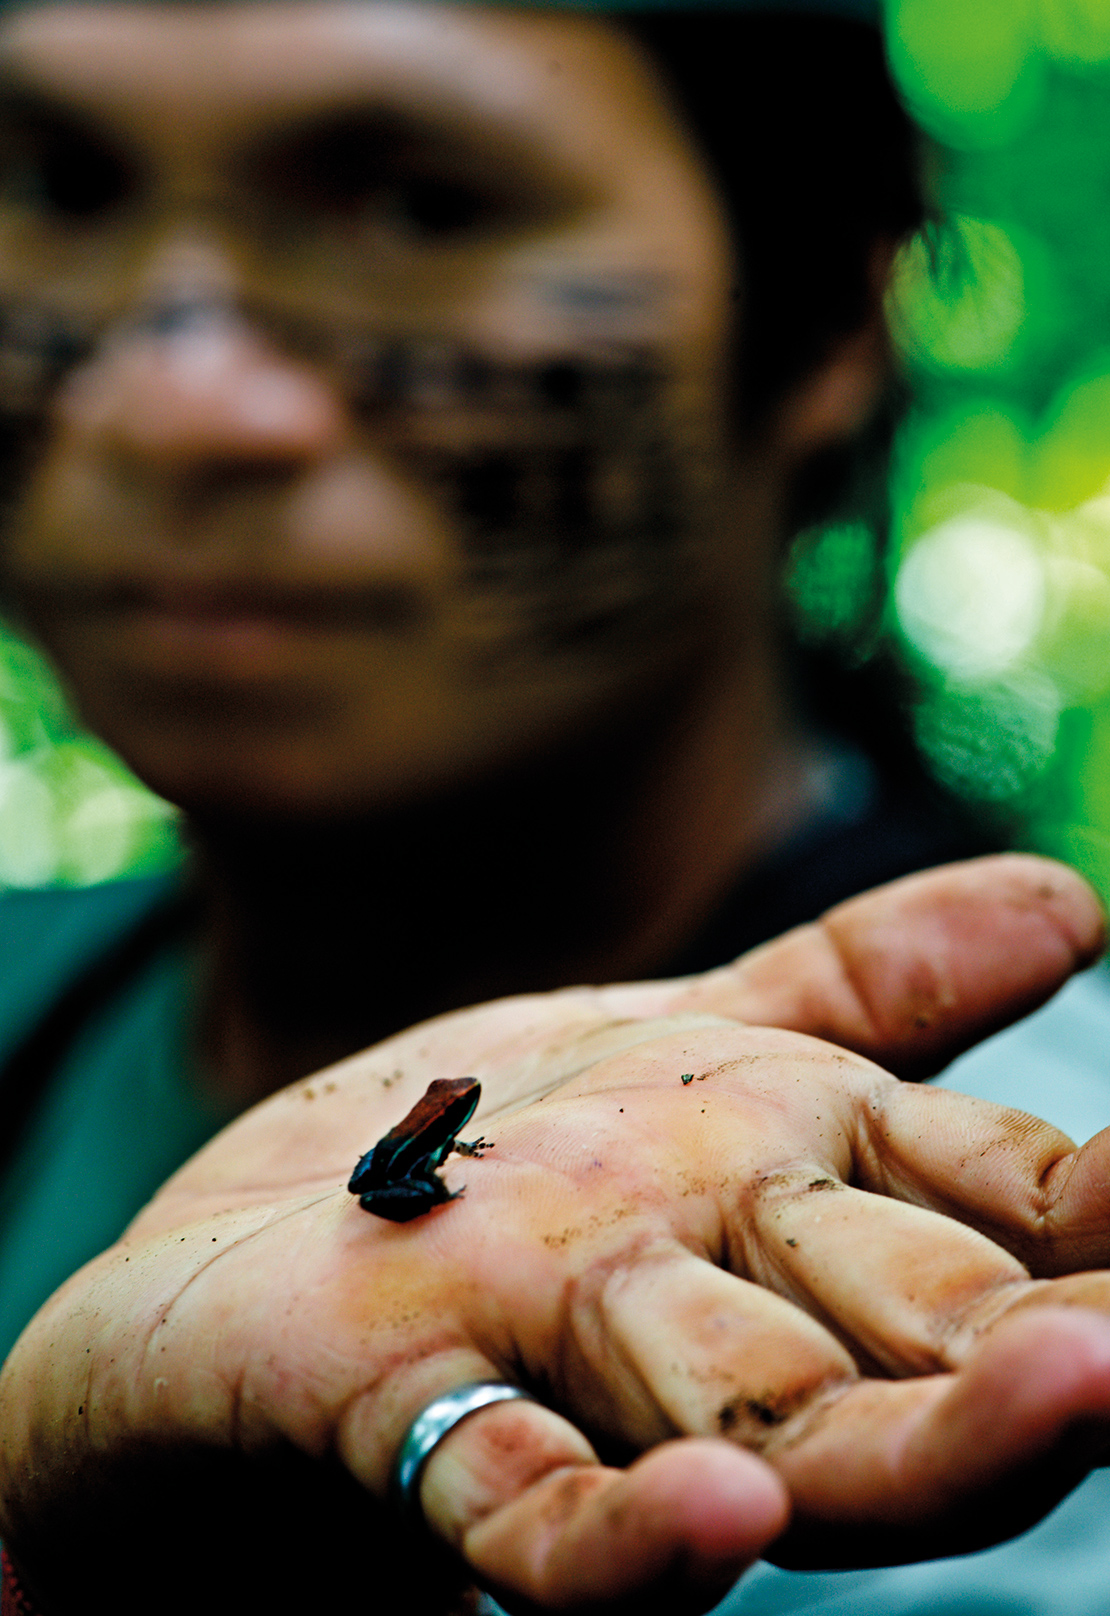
[{"left": 0, "top": 874, "right": 185, "bottom": 1056}]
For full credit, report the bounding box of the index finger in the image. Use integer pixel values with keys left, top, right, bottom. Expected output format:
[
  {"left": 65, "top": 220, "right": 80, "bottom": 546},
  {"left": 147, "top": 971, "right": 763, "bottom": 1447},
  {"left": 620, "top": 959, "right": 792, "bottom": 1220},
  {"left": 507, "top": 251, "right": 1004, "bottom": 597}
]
[
  {"left": 654, "top": 854, "right": 1105, "bottom": 1079},
  {"left": 850, "top": 1076, "right": 1110, "bottom": 1277}
]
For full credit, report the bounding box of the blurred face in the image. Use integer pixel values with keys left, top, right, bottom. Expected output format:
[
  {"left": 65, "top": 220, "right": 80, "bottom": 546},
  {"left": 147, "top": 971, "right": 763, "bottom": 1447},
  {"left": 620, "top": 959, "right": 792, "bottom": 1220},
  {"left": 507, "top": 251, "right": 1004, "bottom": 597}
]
[{"left": 0, "top": 3, "right": 756, "bottom": 815}]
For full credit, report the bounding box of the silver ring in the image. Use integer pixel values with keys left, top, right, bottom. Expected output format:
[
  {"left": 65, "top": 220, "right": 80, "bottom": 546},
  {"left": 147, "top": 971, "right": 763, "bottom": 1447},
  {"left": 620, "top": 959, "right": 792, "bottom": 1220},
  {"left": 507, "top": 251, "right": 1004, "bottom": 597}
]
[{"left": 392, "top": 1382, "right": 537, "bottom": 1524}]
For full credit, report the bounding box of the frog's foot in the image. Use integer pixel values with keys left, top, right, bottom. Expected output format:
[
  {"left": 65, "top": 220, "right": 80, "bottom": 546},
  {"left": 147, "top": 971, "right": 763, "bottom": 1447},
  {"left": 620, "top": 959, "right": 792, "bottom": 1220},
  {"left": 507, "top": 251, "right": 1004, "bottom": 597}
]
[
  {"left": 357, "top": 1170, "right": 463, "bottom": 1221},
  {"left": 454, "top": 1136, "right": 493, "bottom": 1158}
]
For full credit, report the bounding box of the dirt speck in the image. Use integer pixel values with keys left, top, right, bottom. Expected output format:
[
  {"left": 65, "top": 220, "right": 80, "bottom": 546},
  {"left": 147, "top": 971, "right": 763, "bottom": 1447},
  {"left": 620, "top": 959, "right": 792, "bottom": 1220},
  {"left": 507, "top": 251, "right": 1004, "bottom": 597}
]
[
  {"left": 543, "top": 1227, "right": 579, "bottom": 1249},
  {"left": 719, "top": 1394, "right": 791, "bottom": 1432}
]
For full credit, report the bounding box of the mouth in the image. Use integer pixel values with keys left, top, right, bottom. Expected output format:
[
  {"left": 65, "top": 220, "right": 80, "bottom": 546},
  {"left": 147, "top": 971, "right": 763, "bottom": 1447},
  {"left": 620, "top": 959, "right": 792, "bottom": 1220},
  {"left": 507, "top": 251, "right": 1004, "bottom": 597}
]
[{"left": 17, "top": 575, "right": 435, "bottom": 677}]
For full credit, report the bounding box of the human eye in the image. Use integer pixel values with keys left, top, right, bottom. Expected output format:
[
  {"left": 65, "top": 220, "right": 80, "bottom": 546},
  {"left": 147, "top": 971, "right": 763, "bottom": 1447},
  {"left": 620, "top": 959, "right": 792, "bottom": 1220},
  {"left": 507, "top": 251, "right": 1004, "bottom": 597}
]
[
  {"left": 256, "top": 113, "right": 579, "bottom": 247},
  {"left": 374, "top": 166, "right": 520, "bottom": 241},
  {"left": 0, "top": 107, "right": 135, "bottom": 222}
]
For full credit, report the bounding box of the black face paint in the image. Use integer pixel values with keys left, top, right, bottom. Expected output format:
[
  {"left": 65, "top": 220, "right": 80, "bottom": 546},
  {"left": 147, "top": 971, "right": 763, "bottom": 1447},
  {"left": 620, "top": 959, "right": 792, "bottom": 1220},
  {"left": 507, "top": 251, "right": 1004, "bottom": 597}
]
[
  {"left": 0, "top": 294, "right": 722, "bottom": 666},
  {"left": 0, "top": 302, "right": 96, "bottom": 519},
  {"left": 0, "top": 304, "right": 94, "bottom": 407},
  {"left": 427, "top": 379, "right": 701, "bottom": 661}
]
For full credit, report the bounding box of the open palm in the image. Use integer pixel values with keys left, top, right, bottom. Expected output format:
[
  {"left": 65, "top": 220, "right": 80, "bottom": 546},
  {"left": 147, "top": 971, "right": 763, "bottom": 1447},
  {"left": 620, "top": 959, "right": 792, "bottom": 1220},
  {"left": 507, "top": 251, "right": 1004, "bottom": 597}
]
[{"left": 4, "top": 855, "right": 1110, "bottom": 1616}]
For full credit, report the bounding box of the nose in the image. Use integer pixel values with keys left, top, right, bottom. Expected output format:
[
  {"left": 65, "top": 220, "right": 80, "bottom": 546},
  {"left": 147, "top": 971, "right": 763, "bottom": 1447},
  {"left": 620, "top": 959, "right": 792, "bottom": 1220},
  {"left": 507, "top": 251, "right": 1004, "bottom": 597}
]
[{"left": 56, "top": 301, "right": 346, "bottom": 477}]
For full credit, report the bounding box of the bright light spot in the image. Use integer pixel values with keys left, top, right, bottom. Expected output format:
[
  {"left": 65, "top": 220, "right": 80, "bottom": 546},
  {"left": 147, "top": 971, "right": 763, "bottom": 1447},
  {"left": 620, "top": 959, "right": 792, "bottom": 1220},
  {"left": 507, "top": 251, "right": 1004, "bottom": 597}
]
[
  {"left": 913, "top": 670, "right": 1062, "bottom": 800},
  {"left": 0, "top": 762, "right": 58, "bottom": 886},
  {"left": 890, "top": 217, "right": 1027, "bottom": 374},
  {"left": 895, "top": 511, "right": 1047, "bottom": 678},
  {"left": 1040, "top": 554, "right": 1110, "bottom": 698},
  {"left": 887, "top": 0, "right": 1042, "bottom": 147},
  {"left": 63, "top": 787, "right": 151, "bottom": 886},
  {"left": 1041, "top": 0, "right": 1110, "bottom": 65},
  {"left": 1030, "top": 366, "right": 1110, "bottom": 508},
  {"left": 784, "top": 521, "right": 877, "bottom": 642},
  {"left": 50, "top": 745, "right": 179, "bottom": 885}
]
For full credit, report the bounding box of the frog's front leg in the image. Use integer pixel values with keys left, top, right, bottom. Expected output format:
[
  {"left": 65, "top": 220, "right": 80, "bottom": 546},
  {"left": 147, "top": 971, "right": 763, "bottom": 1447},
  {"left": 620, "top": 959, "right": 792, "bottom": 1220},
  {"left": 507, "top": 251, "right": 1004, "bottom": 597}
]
[
  {"left": 453, "top": 1136, "right": 493, "bottom": 1159},
  {"left": 355, "top": 1168, "right": 463, "bottom": 1223}
]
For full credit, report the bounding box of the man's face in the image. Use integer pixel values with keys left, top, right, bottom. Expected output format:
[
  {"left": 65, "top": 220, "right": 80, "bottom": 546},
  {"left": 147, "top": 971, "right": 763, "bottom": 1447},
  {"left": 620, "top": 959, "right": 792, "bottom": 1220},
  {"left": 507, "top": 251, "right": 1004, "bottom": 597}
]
[{"left": 0, "top": 3, "right": 757, "bottom": 816}]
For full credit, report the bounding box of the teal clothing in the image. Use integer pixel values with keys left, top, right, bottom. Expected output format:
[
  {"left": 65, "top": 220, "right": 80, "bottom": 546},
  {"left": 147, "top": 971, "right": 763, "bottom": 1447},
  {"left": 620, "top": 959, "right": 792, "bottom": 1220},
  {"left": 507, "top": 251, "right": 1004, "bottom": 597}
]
[
  {"left": 0, "top": 877, "right": 231, "bottom": 1361},
  {"left": 723, "top": 964, "right": 1110, "bottom": 1616}
]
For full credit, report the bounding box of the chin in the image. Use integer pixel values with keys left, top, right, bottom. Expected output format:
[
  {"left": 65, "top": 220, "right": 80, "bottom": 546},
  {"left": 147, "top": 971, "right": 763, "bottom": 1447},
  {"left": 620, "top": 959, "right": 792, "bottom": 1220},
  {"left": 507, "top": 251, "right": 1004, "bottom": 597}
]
[
  {"left": 61, "top": 672, "right": 417, "bottom": 820},
  {"left": 128, "top": 749, "right": 381, "bottom": 822},
  {"left": 114, "top": 719, "right": 480, "bottom": 824}
]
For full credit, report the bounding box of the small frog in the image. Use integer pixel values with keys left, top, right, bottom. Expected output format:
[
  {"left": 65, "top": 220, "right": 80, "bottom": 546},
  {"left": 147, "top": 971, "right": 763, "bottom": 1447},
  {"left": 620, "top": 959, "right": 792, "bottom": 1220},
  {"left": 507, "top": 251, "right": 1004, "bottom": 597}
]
[{"left": 348, "top": 1076, "right": 490, "bottom": 1223}]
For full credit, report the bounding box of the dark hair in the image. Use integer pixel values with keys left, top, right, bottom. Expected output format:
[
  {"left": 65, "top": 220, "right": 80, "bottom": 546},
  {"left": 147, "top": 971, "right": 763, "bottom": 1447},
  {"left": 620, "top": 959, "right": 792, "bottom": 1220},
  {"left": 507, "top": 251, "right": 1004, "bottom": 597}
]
[
  {"left": 627, "top": 14, "right": 987, "bottom": 830},
  {"left": 624, "top": 12, "right": 923, "bottom": 425},
  {"left": 628, "top": 10, "right": 924, "bottom": 548}
]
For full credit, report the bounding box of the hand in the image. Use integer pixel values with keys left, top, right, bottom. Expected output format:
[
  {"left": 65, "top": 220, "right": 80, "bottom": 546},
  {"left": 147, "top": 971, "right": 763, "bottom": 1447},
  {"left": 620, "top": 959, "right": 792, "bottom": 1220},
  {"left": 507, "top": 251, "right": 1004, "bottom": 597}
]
[{"left": 2, "top": 854, "right": 1108, "bottom": 1616}]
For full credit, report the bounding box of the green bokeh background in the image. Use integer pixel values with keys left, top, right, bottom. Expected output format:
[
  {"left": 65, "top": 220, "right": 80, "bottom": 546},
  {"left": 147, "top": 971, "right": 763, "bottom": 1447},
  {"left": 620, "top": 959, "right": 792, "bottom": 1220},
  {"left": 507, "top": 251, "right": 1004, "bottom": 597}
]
[
  {"left": 793, "top": 0, "right": 1110, "bottom": 902},
  {"left": 4, "top": 0, "right": 1110, "bottom": 894}
]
